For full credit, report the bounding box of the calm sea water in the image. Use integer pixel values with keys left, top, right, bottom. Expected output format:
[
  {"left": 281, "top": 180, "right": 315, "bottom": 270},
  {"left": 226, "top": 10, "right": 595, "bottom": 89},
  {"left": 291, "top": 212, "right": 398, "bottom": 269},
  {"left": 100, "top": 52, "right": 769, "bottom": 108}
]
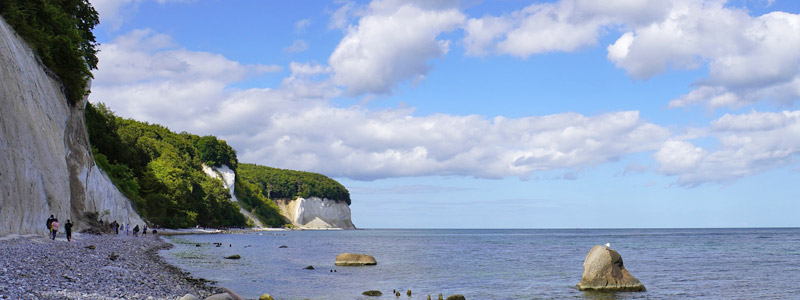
[{"left": 161, "top": 228, "right": 800, "bottom": 299}]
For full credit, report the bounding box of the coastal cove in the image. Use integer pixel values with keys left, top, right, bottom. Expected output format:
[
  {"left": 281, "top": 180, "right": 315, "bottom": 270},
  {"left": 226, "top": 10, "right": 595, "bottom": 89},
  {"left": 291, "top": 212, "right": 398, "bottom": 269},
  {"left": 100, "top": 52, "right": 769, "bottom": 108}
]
[{"left": 161, "top": 228, "right": 800, "bottom": 299}]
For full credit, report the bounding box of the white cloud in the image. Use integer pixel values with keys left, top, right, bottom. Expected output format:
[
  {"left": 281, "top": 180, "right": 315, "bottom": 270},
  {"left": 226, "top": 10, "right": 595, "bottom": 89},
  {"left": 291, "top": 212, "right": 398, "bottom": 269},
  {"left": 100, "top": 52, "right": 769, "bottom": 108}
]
[
  {"left": 329, "top": 1, "right": 357, "bottom": 30},
  {"left": 90, "top": 0, "right": 191, "bottom": 30},
  {"left": 328, "top": 0, "right": 465, "bottom": 95},
  {"left": 295, "top": 19, "right": 311, "bottom": 33},
  {"left": 465, "top": 0, "right": 800, "bottom": 109},
  {"left": 91, "top": 30, "right": 281, "bottom": 127},
  {"left": 464, "top": 0, "right": 670, "bottom": 57},
  {"left": 607, "top": 2, "right": 800, "bottom": 109},
  {"left": 655, "top": 110, "right": 800, "bottom": 186},
  {"left": 284, "top": 40, "right": 309, "bottom": 53},
  {"left": 91, "top": 29, "right": 671, "bottom": 181}
]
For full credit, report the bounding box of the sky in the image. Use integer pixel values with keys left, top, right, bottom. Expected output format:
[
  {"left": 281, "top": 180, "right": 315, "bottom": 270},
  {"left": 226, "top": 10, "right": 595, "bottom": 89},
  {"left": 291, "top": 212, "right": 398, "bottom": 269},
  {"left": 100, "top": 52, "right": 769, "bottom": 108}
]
[{"left": 86, "top": 0, "right": 800, "bottom": 229}]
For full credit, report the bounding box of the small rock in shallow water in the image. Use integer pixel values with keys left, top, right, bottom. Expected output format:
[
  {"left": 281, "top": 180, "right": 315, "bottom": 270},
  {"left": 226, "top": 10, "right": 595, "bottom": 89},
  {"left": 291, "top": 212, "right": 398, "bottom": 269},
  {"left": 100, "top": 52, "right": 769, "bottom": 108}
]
[
  {"left": 278, "top": 245, "right": 288, "bottom": 248},
  {"left": 362, "top": 290, "right": 382, "bottom": 296},
  {"left": 224, "top": 254, "right": 241, "bottom": 260},
  {"left": 445, "top": 295, "right": 466, "bottom": 300},
  {"left": 303, "top": 265, "right": 314, "bottom": 270},
  {"left": 259, "top": 293, "right": 275, "bottom": 300}
]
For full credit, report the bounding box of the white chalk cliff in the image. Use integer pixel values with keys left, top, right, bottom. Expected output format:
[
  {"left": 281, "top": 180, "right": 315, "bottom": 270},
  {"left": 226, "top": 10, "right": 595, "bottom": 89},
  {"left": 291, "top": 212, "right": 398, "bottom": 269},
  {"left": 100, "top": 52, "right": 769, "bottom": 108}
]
[
  {"left": 0, "top": 17, "right": 143, "bottom": 236},
  {"left": 201, "top": 164, "right": 264, "bottom": 227},
  {"left": 276, "top": 197, "right": 355, "bottom": 229}
]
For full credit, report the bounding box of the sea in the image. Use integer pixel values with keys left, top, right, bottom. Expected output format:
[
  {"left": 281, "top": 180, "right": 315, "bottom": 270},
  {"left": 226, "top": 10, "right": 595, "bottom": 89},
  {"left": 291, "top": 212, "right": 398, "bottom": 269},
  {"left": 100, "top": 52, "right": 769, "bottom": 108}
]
[{"left": 160, "top": 228, "right": 800, "bottom": 299}]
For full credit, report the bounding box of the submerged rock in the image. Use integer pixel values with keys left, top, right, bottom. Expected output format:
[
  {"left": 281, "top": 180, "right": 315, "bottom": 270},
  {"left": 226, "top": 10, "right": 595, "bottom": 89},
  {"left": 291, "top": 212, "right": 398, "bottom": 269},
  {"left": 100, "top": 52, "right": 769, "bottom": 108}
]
[
  {"left": 334, "top": 253, "right": 376, "bottom": 266},
  {"left": 224, "top": 254, "right": 241, "bottom": 260},
  {"left": 204, "top": 293, "right": 234, "bottom": 300},
  {"left": 362, "top": 290, "right": 382, "bottom": 296},
  {"left": 303, "top": 265, "right": 315, "bottom": 270},
  {"left": 576, "top": 245, "right": 646, "bottom": 292},
  {"left": 259, "top": 293, "right": 275, "bottom": 300},
  {"left": 179, "top": 294, "right": 200, "bottom": 300}
]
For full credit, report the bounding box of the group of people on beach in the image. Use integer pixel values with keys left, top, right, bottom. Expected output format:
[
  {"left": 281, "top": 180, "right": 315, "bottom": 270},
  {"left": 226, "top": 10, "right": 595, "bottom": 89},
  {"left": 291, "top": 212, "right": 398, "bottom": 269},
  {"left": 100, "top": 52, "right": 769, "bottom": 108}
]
[
  {"left": 47, "top": 214, "right": 151, "bottom": 241},
  {"left": 46, "top": 215, "right": 72, "bottom": 241}
]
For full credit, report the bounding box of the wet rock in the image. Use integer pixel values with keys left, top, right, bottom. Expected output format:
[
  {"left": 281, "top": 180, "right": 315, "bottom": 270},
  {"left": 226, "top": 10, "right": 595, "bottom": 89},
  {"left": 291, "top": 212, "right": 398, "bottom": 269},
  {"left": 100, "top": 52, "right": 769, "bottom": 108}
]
[
  {"left": 303, "top": 265, "right": 315, "bottom": 270},
  {"left": 334, "top": 253, "right": 376, "bottom": 266},
  {"left": 180, "top": 294, "right": 201, "bottom": 300},
  {"left": 278, "top": 245, "right": 288, "bottom": 248},
  {"left": 108, "top": 252, "right": 119, "bottom": 261},
  {"left": 362, "top": 290, "right": 382, "bottom": 296},
  {"left": 85, "top": 245, "right": 96, "bottom": 250},
  {"left": 259, "top": 293, "right": 275, "bottom": 300},
  {"left": 576, "top": 245, "right": 646, "bottom": 292},
  {"left": 445, "top": 295, "right": 466, "bottom": 300},
  {"left": 407, "top": 290, "right": 412, "bottom": 296},
  {"left": 224, "top": 255, "right": 241, "bottom": 260},
  {"left": 205, "top": 293, "right": 234, "bottom": 300}
]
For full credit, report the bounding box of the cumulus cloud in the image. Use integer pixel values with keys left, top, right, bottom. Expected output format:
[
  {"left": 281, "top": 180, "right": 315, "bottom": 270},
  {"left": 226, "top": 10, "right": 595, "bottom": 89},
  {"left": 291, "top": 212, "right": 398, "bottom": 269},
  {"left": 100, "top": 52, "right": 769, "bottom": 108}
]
[
  {"left": 463, "top": 0, "right": 670, "bottom": 57},
  {"left": 607, "top": 1, "right": 800, "bottom": 109},
  {"left": 91, "top": 30, "right": 281, "bottom": 126},
  {"left": 328, "top": 0, "right": 465, "bottom": 95},
  {"left": 655, "top": 110, "right": 800, "bottom": 186},
  {"left": 465, "top": 0, "right": 800, "bottom": 109},
  {"left": 91, "top": 29, "right": 671, "bottom": 181}
]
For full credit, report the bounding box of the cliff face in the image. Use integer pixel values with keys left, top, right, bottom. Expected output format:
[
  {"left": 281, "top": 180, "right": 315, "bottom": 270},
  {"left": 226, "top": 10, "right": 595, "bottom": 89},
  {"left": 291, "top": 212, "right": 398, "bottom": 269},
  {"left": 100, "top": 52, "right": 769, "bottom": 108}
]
[
  {"left": 202, "top": 164, "right": 264, "bottom": 227},
  {"left": 0, "top": 17, "right": 143, "bottom": 236},
  {"left": 276, "top": 198, "right": 355, "bottom": 229}
]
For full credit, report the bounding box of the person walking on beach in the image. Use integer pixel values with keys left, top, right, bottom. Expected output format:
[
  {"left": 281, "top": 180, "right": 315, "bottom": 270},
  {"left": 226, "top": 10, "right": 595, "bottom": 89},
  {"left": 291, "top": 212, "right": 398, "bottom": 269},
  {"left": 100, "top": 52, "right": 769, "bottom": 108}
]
[
  {"left": 133, "top": 225, "right": 140, "bottom": 237},
  {"left": 50, "top": 218, "right": 59, "bottom": 240},
  {"left": 46, "top": 215, "right": 55, "bottom": 234},
  {"left": 126, "top": 224, "right": 130, "bottom": 235},
  {"left": 114, "top": 221, "right": 119, "bottom": 234},
  {"left": 143, "top": 224, "right": 148, "bottom": 235},
  {"left": 64, "top": 220, "right": 73, "bottom": 242}
]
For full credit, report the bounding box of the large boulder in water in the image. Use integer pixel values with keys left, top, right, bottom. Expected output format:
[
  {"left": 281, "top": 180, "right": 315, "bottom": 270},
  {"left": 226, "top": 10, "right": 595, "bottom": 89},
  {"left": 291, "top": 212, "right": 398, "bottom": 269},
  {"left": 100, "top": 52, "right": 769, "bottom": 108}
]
[
  {"left": 335, "top": 253, "right": 376, "bottom": 266},
  {"left": 577, "top": 245, "right": 645, "bottom": 292}
]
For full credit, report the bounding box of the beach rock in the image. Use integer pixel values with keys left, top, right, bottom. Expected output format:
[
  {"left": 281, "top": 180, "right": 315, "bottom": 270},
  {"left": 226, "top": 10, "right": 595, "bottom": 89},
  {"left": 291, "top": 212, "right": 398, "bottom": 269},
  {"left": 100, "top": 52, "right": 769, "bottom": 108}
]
[
  {"left": 85, "top": 245, "right": 96, "bottom": 250},
  {"left": 446, "top": 295, "right": 466, "bottom": 300},
  {"left": 279, "top": 245, "right": 288, "bottom": 248},
  {"left": 438, "top": 293, "right": 443, "bottom": 300},
  {"left": 180, "top": 294, "right": 201, "bottom": 300},
  {"left": 334, "top": 253, "right": 376, "bottom": 266},
  {"left": 407, "top": 290, "right": 412, "bottom": 296},
  {"left": 259, "top": 294, "right": 275, "bottom": 300},
  {"left": 576, "top": 245, "right": 646, "bottom": 292},
  {"left": 362, "top": 290, "right": 382, "bottom": 296},
  {"left": 108, "top": 252, "right": 119, "bottom": 261},
  {"left": 205, "top": 293, "right": 234, "bottom": 300},
  {"left": 224, "top": 254, "right": 241, "bottom": 260},
  {"left": 304, "top": 265, "right": 315, "bottom": 270}
]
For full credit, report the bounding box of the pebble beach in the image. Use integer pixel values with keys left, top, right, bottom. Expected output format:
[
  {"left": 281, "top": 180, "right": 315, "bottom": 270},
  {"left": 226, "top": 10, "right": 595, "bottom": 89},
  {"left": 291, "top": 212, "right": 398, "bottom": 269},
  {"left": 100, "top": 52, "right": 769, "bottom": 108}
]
[{"left": 0, "top": 232, "right": 220, "bottom": 300}]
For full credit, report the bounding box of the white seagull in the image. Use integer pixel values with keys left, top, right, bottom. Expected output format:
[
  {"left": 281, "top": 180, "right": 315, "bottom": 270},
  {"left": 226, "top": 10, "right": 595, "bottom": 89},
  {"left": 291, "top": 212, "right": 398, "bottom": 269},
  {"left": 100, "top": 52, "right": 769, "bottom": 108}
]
[{"left": 604, "top": 242, "right": 611, "bottom": 248}]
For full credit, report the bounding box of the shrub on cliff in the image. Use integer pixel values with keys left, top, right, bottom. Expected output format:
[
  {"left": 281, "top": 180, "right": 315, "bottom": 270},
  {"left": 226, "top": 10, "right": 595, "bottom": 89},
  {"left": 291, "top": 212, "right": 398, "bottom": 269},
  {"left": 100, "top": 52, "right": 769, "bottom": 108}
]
[{"left": 0, "top": 0, "right": 99, "bottom": 105}]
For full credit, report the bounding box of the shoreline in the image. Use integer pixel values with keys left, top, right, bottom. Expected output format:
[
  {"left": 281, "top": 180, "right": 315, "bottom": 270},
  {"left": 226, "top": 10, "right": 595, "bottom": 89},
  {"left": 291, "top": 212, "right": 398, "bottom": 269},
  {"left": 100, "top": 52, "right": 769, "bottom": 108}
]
[{"left": 0, "top": 232, "right": 223, "bottom": 300}]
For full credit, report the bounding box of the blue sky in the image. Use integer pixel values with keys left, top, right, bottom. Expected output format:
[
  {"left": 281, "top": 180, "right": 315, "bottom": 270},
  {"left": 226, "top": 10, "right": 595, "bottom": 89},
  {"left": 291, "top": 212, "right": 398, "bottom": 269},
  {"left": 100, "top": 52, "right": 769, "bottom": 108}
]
[{"left": 88, "top": 0, "right": 800, "bottom": 228}]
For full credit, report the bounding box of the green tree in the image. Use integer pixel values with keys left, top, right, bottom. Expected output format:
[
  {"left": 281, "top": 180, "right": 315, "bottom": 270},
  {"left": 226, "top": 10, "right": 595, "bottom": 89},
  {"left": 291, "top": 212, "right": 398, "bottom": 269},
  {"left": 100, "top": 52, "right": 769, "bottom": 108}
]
[{"left": 0, "top": 0, "right": 100, "bottom": 105}]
